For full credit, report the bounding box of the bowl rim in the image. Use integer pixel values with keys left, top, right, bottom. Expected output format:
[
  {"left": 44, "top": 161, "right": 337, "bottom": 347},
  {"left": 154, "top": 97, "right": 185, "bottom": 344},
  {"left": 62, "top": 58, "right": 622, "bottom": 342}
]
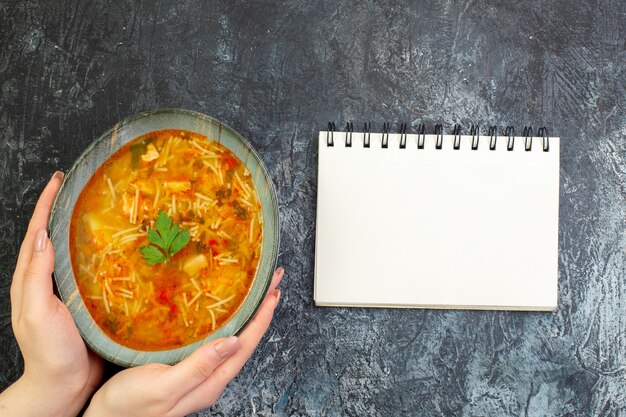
[{"left": 49, "top": 108, "right": 280, "bottom": 366}]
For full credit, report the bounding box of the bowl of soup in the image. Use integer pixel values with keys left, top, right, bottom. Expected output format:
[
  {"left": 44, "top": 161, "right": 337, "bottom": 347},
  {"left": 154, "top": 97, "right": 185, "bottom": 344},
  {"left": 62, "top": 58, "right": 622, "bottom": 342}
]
[{"left": 49, "top": 109, "right": 279, "bottom": 366}]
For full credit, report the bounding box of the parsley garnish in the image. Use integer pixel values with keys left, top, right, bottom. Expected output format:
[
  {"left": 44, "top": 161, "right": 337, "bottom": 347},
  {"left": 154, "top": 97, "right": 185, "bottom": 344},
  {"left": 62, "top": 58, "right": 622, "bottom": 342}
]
[{"left": 140, "top": 210, "right": 191, "bottom": 265}]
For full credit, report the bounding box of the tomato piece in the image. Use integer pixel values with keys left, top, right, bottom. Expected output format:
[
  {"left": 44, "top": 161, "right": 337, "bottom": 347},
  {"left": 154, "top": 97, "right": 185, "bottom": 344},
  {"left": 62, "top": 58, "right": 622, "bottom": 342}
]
[
  {"left": 158, "top": 288, "right": 169, "bottom": 304},
  {"left": 224, "top": 157, "right": 237, "bottom": 169}
]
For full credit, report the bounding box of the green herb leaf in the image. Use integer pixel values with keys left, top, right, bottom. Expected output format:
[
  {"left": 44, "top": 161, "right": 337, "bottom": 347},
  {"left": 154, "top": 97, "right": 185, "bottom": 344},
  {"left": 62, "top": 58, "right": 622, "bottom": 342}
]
[
  {"left": 147, "top": 228, "right": 165, "bottom": 248},
  {"left": 154, "top": 211, "right": 173, "bottom": 246},
  {"left": 140, "top": 245, "right": 167, "bottom": 265},
  {"left": 140, "top": 210, "right": 190, "bottom": 265},
  {"left": 164, "top": 223, "right": 179, "bottom": 252},
  {"left": 170, "top": 228, "right": 191, "bottom": 257}
]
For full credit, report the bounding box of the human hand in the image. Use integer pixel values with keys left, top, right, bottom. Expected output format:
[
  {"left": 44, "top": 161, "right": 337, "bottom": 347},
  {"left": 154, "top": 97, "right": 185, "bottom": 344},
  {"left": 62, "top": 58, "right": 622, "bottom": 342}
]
[
  {"left": 84, "top": 267, "right": 284, "bottom": 417},
  {"left": 0, "top": 172, "right": 104, "bottom": 417}
]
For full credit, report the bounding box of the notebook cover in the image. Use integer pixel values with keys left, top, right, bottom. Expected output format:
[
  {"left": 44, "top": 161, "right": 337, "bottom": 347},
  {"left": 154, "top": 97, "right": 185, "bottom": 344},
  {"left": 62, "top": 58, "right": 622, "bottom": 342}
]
[{"left": 314, "top": 131, "right": 559, "bottom": 311}]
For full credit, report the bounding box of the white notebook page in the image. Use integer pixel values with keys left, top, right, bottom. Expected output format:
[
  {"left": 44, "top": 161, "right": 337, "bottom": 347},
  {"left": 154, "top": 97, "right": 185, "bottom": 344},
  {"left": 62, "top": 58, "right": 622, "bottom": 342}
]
[{"left": 314, "top": 131, "right": 560, "bottom": 310}]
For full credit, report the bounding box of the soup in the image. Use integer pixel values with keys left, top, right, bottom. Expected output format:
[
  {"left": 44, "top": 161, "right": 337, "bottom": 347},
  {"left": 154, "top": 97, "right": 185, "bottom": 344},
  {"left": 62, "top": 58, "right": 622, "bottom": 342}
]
[{"left": 69, "top": 130, "right": 263, "bottom": 350}]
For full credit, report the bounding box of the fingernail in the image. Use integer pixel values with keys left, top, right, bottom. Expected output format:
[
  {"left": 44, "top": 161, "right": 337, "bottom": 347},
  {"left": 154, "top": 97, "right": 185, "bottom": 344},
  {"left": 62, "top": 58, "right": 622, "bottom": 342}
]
[
  {"left": 214, "top": 336, "right": 240, "bottom": 359},
  {"left": 276, "top": 267, "right": 284, "bottom": 278},
  {"left": 35, "top": 229, "right": 48, "bottom": 253},
  {"left": 52, "top": 171, "right": 64, "bottom": 181}
]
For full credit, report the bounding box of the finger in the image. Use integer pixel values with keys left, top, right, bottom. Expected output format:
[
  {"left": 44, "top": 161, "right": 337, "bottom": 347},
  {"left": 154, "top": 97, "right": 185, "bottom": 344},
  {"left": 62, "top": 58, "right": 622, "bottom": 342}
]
[
  {"left": 12, "top": 171, "right": 64, "bottom": 307},
  {"left": 75, "top": 349, "right": 105, "bottom": 408},
  {"left": 216, "top": 288, "right": 281, "bottom": 379},
  {"left": 169, "top": 288, "right": 281, "bottom": 416},
  {"left": 162, "top": 336, "right": 241, "bottom": 399},
  {"left": 216, "top": 267, "right": 284, "bottom": 374},
  {"left": 169, "top": 268, "right": 284, "bottom": 415},
  {"left": 21, "top": 229, "right": 55, "bottom": 307},
  {"left": 26, "top": 171, "right": 65, "bottom": 235},
  {"left": 269, "top": 266, "right": 284, "bottom": 291},
  {"left": 85, "top": 346, "right": 105, "bottom": 388}
]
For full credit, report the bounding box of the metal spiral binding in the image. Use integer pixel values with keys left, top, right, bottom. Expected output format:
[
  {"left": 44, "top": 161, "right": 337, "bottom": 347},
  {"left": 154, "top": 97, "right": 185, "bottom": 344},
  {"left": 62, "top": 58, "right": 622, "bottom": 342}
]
[
  {"left": 538, "top": 127, "right": 549, "bottom": 151},
  {"left": 435, "top": 124, "right": 444, "bottom": 149},
  {"left": 399, "top": 123, "right": 408, "bottom": 149},
  {"left": 470, "top": 125, "right": 480, "bottom": 150},
  {"left": 417, "top": 124, "right": 426, "bottom": 149},
  {"left": 523, "top": 126, "right": 533, "bottom": 151},
  {"left": 325, "top": 122, "right": 552, "bottom": 151},
  {"left": 505, "top": 126, "right": 515, "bottom": 151},
  {"left": 363, "top": 122, "right": 371, "bottom": 148},
  {"left": 382, "top": 123, "right": 390, "bottom": 148},
  {"left": 489, "top": 125, "right": 498, "bottom": 150},
  {"left": 345, "top": 122, "right": 353, "bottom": 147},
  {"left": 453, "top": 124, "right": 462, "bottom": 150},
  {"left": 327, "top": 122, "right": 336, "bottom": 146}
]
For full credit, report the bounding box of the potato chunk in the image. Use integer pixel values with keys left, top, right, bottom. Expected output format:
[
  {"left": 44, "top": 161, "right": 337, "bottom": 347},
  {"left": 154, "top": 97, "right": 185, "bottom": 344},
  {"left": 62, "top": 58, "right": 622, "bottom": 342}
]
[
  {"left": 165, "top": 181, "right": 191, "bottom": 193},
  {"left": 183, "top": 254, "right": 208, "bottom": 276},
  {"left": 84, "top": 213, "right": 103, "bottom": 232}
]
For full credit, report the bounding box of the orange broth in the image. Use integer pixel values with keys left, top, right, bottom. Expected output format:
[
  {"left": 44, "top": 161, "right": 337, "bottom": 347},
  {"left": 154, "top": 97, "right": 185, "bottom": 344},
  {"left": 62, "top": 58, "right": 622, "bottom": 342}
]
[{"left": 69, "top": 130, "right": 263, "bottom": 350}]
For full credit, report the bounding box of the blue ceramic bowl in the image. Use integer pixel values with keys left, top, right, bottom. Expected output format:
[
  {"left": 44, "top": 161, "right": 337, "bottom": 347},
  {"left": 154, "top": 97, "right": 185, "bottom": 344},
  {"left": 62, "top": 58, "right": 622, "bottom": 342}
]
[{"left": 49, "top": 109, "right": 279, "bottom": 367}]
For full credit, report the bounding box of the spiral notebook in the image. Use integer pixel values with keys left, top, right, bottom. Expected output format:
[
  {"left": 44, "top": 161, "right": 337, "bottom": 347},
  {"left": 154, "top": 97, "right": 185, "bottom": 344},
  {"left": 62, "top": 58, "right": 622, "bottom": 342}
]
[{"left": 314, "top": 124, "right": 560, "bottom": 311}]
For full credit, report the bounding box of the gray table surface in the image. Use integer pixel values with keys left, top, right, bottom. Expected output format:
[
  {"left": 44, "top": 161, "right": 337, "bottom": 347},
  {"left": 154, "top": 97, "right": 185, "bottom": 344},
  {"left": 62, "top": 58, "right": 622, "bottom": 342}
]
[{"left": 1, "top": 1, "right": 625, "bottom": 416}]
